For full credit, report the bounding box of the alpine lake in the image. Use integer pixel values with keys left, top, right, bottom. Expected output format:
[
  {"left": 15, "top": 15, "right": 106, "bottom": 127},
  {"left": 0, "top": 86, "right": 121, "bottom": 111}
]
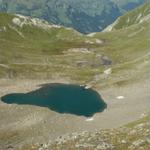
[{"left": 1, "top": 83, "right": 107, "bottom": 117}]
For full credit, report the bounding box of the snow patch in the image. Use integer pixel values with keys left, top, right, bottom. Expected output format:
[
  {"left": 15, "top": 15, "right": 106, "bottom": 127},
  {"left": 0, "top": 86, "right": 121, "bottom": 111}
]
[
  {"left": 116, "top": 96, "right": 125, "bottom": 100},
  {"left": 87, "top": 32, "right": 96, "bottom": 37},
  {"left": 139, "top": 13, "right": 150, "bottom": 23},
  {"left": 95, "top": 39, "right": 103, "bottom": 44},
  {"left": 103, "top": 19, "right": 119, "bottom": 32},
  {"left": 85, "top": 40, "right": 94, "bottom": 44},
  {"left": 127, "top": 17, "right": 130, "bottom": 23},
  {"left": 136, "top": 13, "right": 142, "bottom": 21},
  {"left": 86, "top": 117, "right": 94, "bottom": 122},
  {"left": 104, "top": 68, "right": 112, "bottom": 75},
  {"left": 84, "top": 84, "right": 92, "bottom": 89},
  {"left": 12, "top": 17, "right": 22, "bottom": 27}
]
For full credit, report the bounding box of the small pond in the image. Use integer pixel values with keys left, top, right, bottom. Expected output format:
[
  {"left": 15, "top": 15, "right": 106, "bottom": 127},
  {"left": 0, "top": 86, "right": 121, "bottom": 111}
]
[{"left": 1, "top": 83, "right": 107, "bottom": 117}]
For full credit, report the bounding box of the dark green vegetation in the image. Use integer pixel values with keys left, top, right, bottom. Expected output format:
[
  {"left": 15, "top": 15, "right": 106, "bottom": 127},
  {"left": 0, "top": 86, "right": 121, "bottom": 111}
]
[
  {"left": 1, "top": 84, "right": 107, "bottom": 117},
  {"left": 0, "top": 0, "right": 149, "bottom": 33}
]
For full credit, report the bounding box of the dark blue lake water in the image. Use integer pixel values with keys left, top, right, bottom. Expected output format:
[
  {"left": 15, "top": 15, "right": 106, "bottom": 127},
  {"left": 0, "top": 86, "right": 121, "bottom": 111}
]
[{"left": 1, "top": 83, "right": 107, "bottom": 117}]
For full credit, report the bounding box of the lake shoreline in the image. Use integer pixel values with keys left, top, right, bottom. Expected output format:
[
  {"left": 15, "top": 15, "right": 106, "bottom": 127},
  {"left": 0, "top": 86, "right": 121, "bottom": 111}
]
[{"left": 0, "top": 78, "right": 149, "bottom": 147}]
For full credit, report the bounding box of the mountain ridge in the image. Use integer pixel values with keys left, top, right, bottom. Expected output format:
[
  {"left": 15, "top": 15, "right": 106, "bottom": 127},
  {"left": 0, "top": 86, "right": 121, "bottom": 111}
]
[
  {"left": 0, "top": 0, "right": 149, "bottom": 33},
  {"left": 104, "top": 1, "right": 150, "bottom": 31}
]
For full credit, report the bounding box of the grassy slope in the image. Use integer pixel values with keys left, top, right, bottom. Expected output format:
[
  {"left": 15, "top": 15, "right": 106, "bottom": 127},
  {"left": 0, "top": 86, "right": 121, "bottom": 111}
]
[
  {"left": 0, "top": 9, "right": 150, "bottom": 87},
  {"left": 111, "top": 2, "right": 150, "bottom": 29},
  {"left": 93, "top": 3, "right": 150, "bottom": 88},
  {"left": 0, "top": 12, "right": 102, "bottom": 83}
]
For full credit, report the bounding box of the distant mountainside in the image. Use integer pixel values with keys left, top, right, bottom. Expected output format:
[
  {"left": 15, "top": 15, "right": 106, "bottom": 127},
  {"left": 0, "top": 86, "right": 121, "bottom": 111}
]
[
  {"left": 104, "top": 2, "right": 150, "bottom": 31},
  {"left": 0, "top": 0, "right": 149, "bottom": 33},
  {"left": 112, "top": 0, "right": 146, "bottom": 10}
]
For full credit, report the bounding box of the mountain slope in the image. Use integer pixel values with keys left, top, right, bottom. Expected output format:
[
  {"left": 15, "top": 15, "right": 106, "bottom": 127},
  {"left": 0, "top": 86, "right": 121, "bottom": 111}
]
[
  {"left": 0, "top": 12, "right": 104, "bottom": 82},
  {"left": 104, "top": 2, "right": 150, "bottom": 31},
  {"left": 0, "top": 7, "right": 150, "bottom": 150},
  {"left": 27, "top": 114, "right": 150, "bottom": 150},
  {"left": 0, "top": 0, "right": 148, "bottom": 33},
  {"left": 0, "top": 9, "right": 150, "bottom": 88},
  {"left": 112, "top": 0, "right": 146, "bottom": 11}
]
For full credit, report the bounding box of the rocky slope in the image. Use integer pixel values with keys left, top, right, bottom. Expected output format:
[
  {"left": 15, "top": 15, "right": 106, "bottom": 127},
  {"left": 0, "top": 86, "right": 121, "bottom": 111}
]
[{"left": 20, "top": 114, "right": 150, "bottom": 150}]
